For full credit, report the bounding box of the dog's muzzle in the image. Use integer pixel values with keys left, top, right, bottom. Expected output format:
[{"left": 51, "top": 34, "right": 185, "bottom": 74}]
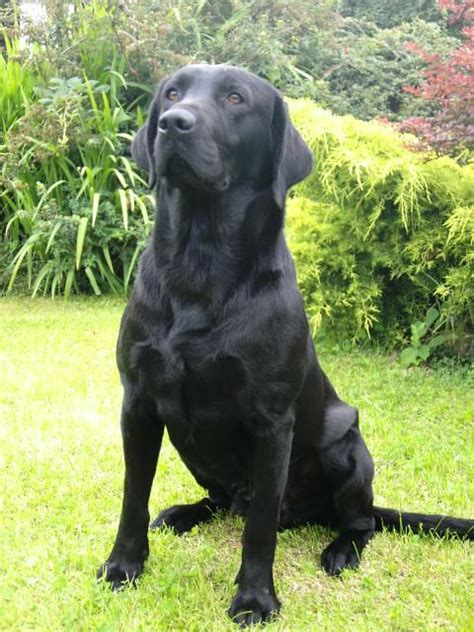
[{"left": 158, "top": 109, "right": 196, "bottom": 135}]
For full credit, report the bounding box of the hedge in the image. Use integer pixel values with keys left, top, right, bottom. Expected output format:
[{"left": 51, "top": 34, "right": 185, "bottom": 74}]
[{"left": 287, "top": 99, "right": 473, "bottom": 353}]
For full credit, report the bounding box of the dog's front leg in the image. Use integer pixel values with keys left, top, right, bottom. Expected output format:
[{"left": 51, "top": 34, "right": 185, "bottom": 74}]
[
  {"left": 228, "top": 418, "right": 293, "bottom": 627},
  {"left": 97, "top": 384, "right": 164, "bottom": 590}
]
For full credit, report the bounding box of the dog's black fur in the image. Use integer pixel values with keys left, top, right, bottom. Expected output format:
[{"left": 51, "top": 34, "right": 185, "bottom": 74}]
[{"left": 98, "top": 64, "right": 473, "bottom": 626}]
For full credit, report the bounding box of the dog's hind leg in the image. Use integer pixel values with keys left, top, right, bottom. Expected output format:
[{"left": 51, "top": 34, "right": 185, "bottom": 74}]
[
  {"left": 320, "top": 419, "right": 376, "bottom": 576},
  {"left": 150, "top": 494, "right": 230, "bottom": 534}
]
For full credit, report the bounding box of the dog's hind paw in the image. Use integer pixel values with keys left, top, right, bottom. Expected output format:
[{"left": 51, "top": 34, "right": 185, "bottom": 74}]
[
  {"left": 150, "top": 499, "right": 218, "bottom": 534},
  {"left": 321, "top": 528, "right": 374, "bottom": 576}
]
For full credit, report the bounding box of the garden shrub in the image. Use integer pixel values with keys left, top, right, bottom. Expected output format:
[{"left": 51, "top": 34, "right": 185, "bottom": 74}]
[
  {"left": 337, "top": 0, "right": 444, "bottom": 29},
  {"left": 399, "top": 1, "right": 474, "bottom": 156},
  {"left": 322, "top": 18, "right": 457, "bottom": 121},
  {"left": 18, "top": 1, "right": 459, "bottom": 122},
  {"left": 287, "top": 100, "right": 473, "bottom": 354}
]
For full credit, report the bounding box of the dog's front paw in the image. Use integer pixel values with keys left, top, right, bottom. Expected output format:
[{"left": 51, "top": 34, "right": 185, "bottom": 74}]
[
  {"left": 97, "top": 557, "right": 145, "bottom": 591},
  {"left": 228, "top": 588, "right": 281, "bottom": 627}
]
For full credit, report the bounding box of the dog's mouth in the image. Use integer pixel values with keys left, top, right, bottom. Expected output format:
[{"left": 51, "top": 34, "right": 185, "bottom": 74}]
[{"left": 157, "top": 142, "right": 230, "bottom": 193}]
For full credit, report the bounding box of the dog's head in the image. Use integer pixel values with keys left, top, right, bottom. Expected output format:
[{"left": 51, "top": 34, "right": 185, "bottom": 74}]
[{"left": 132, "top": 64, "right": 313, "bottom": 207}]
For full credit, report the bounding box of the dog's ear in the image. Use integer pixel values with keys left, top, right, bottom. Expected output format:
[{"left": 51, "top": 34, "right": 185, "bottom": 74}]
[
  {"left": 271, "top": 94, "right": 313, "bottom": 208},
  {"left": 131, "top": 79, "right": 166, "bottom": 190}
]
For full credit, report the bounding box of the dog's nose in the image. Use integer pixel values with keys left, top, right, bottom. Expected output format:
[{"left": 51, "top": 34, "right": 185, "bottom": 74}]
[{"left": 158, "top": 109, "right": 196, "bottom": 134}]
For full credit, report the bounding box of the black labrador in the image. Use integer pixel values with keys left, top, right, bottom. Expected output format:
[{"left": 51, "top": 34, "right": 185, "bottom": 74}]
[{"left": 97, "top": 64, "right": 473, "bottom": 626}]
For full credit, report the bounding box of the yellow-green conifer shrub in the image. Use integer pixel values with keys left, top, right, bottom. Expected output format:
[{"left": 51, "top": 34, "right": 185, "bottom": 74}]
[{"left": 287, "top": 100, "right": 473, "bottom": 354}]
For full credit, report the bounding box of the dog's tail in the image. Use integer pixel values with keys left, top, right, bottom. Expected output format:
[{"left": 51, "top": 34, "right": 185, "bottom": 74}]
[{"left": 372, "top": 506, "right": 474, "bottom": 540}]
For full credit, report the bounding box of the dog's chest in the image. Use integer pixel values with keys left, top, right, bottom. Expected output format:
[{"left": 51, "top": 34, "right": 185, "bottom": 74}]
[
  {"left": 132, "top": 319, "right": 247, "bottom": 428},
  {"left": 131, "top": 322, "right": 249, "bottom": 487}
]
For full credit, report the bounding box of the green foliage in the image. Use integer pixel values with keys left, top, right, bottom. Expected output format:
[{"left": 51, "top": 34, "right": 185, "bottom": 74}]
[
  {"left": 322, "top": 18, "right": 457, "bottom": 121},
  {"left": 0, "top": 39, "right": 36, "bottom": 132},
  {"left": 100, "top": 0, "right": 338, "bottom": 99},
  {"left": 1, "top": 2, "right": 472, "bottom": 359},
  {"left": 0, "top": 65, "right": 153, "bottom": 297},
  {"left": 287, "top": 100, "right": 474, "bottom": 355},
  {"left": 24, "top": 1, "right": 457, "bottom": 122},
  {"left": 338, "top": 0, "right": 443, "bottom": 29},
  {"left": 24, "top": 0, "right": 125, "bottom": 85},
  {"left": 399, "top": 307, "right": 450, "bottom": 367},
  {"left": 117, "top": 1, "right": 459, "bottom": 120}
]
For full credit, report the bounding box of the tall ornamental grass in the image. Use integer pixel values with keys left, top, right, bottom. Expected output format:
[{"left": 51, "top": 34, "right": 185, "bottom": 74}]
[
  {"left": 0, "top": 41, "right": 36, "bottom": 133},
  {"left": 0, "top": 49, "right": 153, "bottom": 298},
  {"left": 287, "top": 100, "right": 473, "bottom": 354}
]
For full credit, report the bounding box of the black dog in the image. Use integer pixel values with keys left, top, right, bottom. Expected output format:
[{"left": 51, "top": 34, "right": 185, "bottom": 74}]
[{"left": 98, "top": 64, "right": 473, "bottom": 626}]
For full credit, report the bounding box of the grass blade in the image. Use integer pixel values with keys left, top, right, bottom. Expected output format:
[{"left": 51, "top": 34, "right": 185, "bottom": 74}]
[
  {"left": 7, "top": 242, "right": 34, "bottom": 291},
  {"left": 32, "top": 263, "right": 53, "bottom": 297},
  {"left": 76, "top": 217, "right": 89, "bottom": 270},
  {"left": 118, "top": 189, "right": 128, "bottom": 230},
  {"left": 92, "top": 192, "right": 101, "bottom": 226},
  {"left": 85, "top": 266, "right": 101, "bottom": 295},
  {"left": 102, "top": 245, "right": 115, "bottom": 274},
  {"left": 45, "top": 221, "right": 63, "bottom": 254},
  {"left": 64, "top": 269, "right": 75, "bottom": 299},
  {"left": 124, "top": 245, "right": 142, "bottom": 291}
]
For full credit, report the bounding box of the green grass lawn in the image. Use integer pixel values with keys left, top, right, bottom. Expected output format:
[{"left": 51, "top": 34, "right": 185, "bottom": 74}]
[{"left": 1, "top": 297, "right": 473, "bottom": 631}]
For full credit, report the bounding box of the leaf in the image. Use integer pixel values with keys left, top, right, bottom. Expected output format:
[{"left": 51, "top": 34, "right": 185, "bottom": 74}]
[
  {"left": 136, "top": 196, "right": 150, "bottom": 226},
  {"left": 418, "top": 345, "right": 431, "bottom": 361},
  {"left": 35, "top": 180, "right": 65, "bottom": 217},
  {"left": 118, "top": 189, "right": 128, "bottom": 230},
  {"left": 92, "top": 192, "right": 100, "bottom": 227},
  {"left": 411, "top": 321, "right": 427, "bottom": 342},
  {"left": 7, "top": 241, "right": 34, "bottom": 291},
  {"left": 399, "top": 347, "right": 419, "bottom": 367},
  {"left": 124, "top": 245, "right": 142, "bottom": 291},
  {"left": 425, "top": 306, "right": 439, "bottom": 328},
  {"left": 26, "top": 247, "right": 32, "bottom": 289},
  {"left": 85, "top": 266, "right": 101, "bottom": 295},
  {"left": 64, "top": 269, "right": 75, "bottom": 300},
  {"left": 108, "top": 69, "right": 128, "bottom": 89},
  {"left": 428, "top": 334, "right": 449, "bottom": 350},
  {"left": 113, "top": 169, "right": 127, "bottom": 188},
  {"left": 51, "top": 273, "right": 61, "bottom": 299},
  {"left": 32, "top": 263, "right": 52, "bottom": 297},
  {"left": 76, "top": 217, "right": 89, "bottom": 270},
  {"left": 96, "top": 260, "right": 121, "bottom": 294},
  {"left": 45, "top": 221, "right": 63, "bottom": 254},
  {"left": 128, "top": 188, "right": 135, "bottom": 214},
  {"left": 102, "top": 246, "right": 115, "bottom": 274},
  {"left": 119, "top": 156, "right": 136, "bottom": 186}
]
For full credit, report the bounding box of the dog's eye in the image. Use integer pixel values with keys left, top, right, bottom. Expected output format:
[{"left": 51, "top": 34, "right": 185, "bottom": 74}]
[
  {"left": 226, "top": 92, "right": 244, "bottom": 105},
  {"left": 166, "top": 88, "right": 179, "bottom": 102}
]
